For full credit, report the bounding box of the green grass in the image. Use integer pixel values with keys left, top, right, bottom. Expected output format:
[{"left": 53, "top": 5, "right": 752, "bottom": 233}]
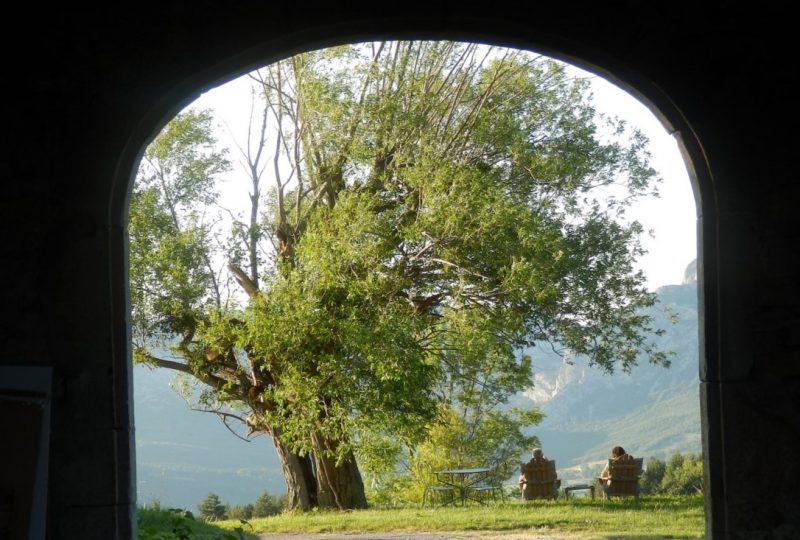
[
  {"left": 137, "top": 506, "right": 260, "bottom": 539},
  {"left": 215, "top": 495, "right": 705, "bottom": 539}
]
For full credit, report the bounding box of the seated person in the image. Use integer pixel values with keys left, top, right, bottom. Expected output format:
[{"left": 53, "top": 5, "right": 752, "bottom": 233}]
[
  {"left": 518, "top": 448, "right": 545, "bottom": 490},
  {"left": 598, "top": 445, "right": 631, "bottom": 496},
  {"left": 518, "top": 448, "right": 560, "bottom": 500}
]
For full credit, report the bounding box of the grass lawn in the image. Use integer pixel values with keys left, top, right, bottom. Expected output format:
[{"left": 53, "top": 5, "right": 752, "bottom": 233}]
[
  {"left": 137, "top": 506, "right": 259, "bottom": 539},
  {"left": 214, "top": 495, "right": 705, "bottom": 539}
]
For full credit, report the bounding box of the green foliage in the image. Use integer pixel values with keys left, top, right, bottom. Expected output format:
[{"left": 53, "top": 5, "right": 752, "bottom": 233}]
[
  {"left": 252, "top": 490, "right": 283, "bottom": 517},
  {"left": 407, "top": 405, "right": 540, "bottom": 500},
  {"left": 235, "top": 495, "right": 704, "bottom": 538},
  {"left": 198, "top": 493, "right": 226, "bottom": 521},
  {"left": 130, "top": 108, "right": 231, "bottom": 352},
  {"left": 640, "top": 456, "right": 667, "bottom": 494},
  {"left": 140, "top": 490, "right": 282, "bottom": 539},
  {"left": 137, "top": 503, "right": 252, "bottom": 539},
  {"left": 661, "top": 453, "right": 704, "bottom": 495},
  {"left": 364, "top": 474, "right": 417, "bottom": 508},
  {"left": 131, "top": 40, "right": 668, "bottom": 503},
  {"left": 641, "top": 453, "right": 704, "bottom": 495},
  {"left": 357, "top": 308, "right": 545, "bottom": 505},
  {"left": 224, "top": 503, "right": 253, "bottom": 520}
]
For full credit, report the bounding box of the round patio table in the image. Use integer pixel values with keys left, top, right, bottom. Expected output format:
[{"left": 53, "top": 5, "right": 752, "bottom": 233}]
[{"left": 433, "top": 467, "right": 492, "bottom": 506}]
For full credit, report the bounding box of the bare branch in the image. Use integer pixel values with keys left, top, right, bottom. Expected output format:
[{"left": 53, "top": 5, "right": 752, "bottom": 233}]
[
  {"left": 190, "top": 408, "right": 256, "bottom": 442},
  {"left": 228, "top": 263, "right": 259, "bottom": 297},
  {"left": 429, "top": 257, "right": 491, "bottom": 281},
  {"left": 139, "top": 353, "right": 232, "bottom": 393}
]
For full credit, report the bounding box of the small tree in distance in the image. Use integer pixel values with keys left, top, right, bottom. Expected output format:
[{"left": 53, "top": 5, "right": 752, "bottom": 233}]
[
  {"left": 225, "top": 503, "right": 254, "bottom": 520},
  {"left": 640, "top": 453, "right": 704, "bottom": 495},
  {"left": 640, "top": 456, "right": 667, "bottom": 494},
  {"left": 253, "top": 490, "right": 282, "bottom": 517},
  {"left": 661, "top": 453, "right": 704, "bottom": 495},
  {"left": 197, "top": 492, "right": 225, "bottom": 521}
]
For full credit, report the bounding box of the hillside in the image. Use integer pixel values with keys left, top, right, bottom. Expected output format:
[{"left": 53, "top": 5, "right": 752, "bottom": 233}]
[
  {"left": 134, "top": 366, "right": 285, "bottom": 508},
  {"left": 518, "top": 277, "right": 700, "bottom": 484},
  {"left": 134, "top": 269, "right": 700, "bottom": 505}
]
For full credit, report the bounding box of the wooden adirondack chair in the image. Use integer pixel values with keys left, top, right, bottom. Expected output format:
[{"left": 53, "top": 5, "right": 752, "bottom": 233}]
[
  {"left": 520, "top": 459, "right": 561, "bottom": 500},
  {"left": 600, "top": 455, "right": 643, "bottom": 498}
]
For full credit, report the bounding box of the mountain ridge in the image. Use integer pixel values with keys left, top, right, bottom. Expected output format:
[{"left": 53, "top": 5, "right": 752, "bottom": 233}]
[
  {"left": 515, "top": 277, "right": 700, "bottom": 484},
  {"left": 135, "top": 270, "right": 700, "bottom": 506}
]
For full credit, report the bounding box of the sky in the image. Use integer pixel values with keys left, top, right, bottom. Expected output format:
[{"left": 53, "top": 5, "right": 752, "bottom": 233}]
[
  {"left": 577, "top": 72, "right": 698, "bottom": 290},
  {"left": 190, "top": 52, "right": 698, "bottom": 292}
]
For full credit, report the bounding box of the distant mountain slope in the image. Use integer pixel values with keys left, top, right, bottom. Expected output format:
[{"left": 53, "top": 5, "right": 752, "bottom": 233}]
[
  {"left": 517, "top": 277, "right": 700, "bottom": 484},
  {"left": 134, "top": 269, "right": 700, "bottom": 504},
  {"left": 134, "top": 366, "right": 285, "bottom": 508}
]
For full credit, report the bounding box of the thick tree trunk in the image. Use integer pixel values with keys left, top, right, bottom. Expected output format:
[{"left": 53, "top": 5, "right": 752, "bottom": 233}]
[
  {"left": 269, "top": 429, "right": 367, "bottom": 511},
  {"left": 272, "top": 435, "right": 317, "bottom": 511},
  {"left": 311, "top": 432, "right": 368, "bottom": 510}
]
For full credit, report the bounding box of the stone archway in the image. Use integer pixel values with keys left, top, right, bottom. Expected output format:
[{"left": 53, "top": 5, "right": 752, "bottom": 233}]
[
  {"left": 4, "top": 6, "right": 790, "bottom": 540},
  {"left": 115, "top": 28, "right": 699, "bottom": 532}
]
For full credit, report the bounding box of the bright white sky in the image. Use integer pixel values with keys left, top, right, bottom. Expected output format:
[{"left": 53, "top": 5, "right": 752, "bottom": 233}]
[
  {"left": 576, "top": 71, "right": 698, "bottom": 290},
  {"left": 190, "top": 50, "right": 697, "bottom": 292}
]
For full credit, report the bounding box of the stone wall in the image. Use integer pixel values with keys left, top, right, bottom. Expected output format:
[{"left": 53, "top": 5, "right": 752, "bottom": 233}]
[{"left": 0, "top": 3, "right": 797, "bottom": 538}]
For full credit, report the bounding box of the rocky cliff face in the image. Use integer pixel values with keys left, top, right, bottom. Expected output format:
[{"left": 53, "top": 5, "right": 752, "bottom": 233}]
[{"left": 513, "top": 272, "right": 700, "bottom": 484}]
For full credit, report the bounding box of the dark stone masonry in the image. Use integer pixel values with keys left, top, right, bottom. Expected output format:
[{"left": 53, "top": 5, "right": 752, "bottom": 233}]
[{"left": 1, "top": 3, "right": 797, "bottom": 538}]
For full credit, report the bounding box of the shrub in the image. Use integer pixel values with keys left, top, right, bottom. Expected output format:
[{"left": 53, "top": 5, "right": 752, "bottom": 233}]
[
  {"left": 226, "top": 503, "right": 254, "bottom": 520},
  {"left": 640, "top": 453, "right": 703, "bottom": 495},
  {"left": 253, "top": 490, "right": 283, "bottom": 517},
  {"left": 661, "top": 453, "right": 704, "bottom": 495},
  {"left": 198, "top": 492, "right": 226, "bottom": 521},
  {"left": 640, "top": 457, "right": 666, "bottom": 495},
  {"left": 365, "top": 474, "right": 417, "bottom": 508}
]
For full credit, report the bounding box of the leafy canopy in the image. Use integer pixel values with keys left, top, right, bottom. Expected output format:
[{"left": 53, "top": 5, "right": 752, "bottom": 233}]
[{"left": 131, "top": 41, "right": 667, "bottom": 468}]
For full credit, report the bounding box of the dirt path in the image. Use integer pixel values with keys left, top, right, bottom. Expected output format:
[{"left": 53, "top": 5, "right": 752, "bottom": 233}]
[{"left": 256, "top": 533, "right": 580, "bottom": 540}]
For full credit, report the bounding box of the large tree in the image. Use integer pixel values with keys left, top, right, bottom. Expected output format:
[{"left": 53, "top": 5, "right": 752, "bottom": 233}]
[{"left": 130, "top": 41, "right": 666, "bottom": 510}]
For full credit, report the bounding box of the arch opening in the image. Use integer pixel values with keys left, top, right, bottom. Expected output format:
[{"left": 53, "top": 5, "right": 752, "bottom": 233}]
[{"left": 119, "top": 34, "right": 708, "bottom": 536}]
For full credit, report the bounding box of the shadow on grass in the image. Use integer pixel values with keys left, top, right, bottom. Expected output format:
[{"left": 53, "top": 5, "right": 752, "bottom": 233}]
[
  {"left": 589, "top": 537, "right": 696, "bottom": 540},
  {"left": 578, "top": 494, "right": 702, "bottom": 513},
  {"left": 456, "top": 519, "right": 570, "bottom": 532}
]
